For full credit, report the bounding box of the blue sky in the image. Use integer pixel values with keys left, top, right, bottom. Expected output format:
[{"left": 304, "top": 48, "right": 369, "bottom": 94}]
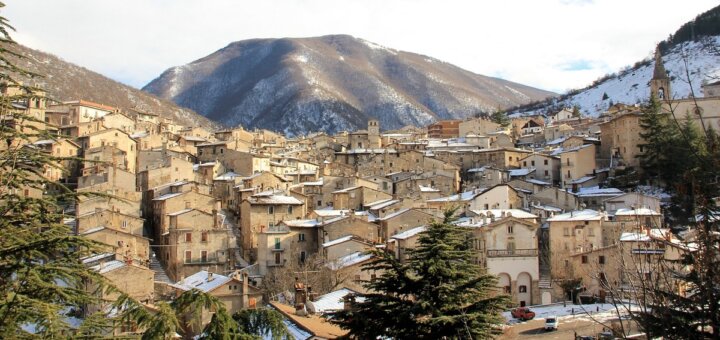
[{"left": 5, "top": 0, "right": 718, "bottom": 93}]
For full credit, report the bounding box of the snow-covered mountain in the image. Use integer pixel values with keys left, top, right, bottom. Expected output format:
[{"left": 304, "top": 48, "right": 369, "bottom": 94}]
[
  {"left": 7, "top": 44, "right": 219, "bottom": 129},
  {"left": 510, "top": 36, "right": 720, "bottom": 118},
  {"left": 143, "top": 35, "right": 554, "bottom": 136}
]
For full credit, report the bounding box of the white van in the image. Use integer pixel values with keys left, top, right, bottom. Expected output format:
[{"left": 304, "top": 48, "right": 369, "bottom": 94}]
[{"left": 544, "top": 316, "right": 558, "bottom": 331}]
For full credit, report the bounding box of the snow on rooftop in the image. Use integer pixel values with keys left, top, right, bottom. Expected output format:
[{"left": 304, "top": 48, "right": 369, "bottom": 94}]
[
  {"left": 525, "top": 178, "right": 551, "bottom": 186},
  {"left": 152, "top": 192, "right": 184, "bottom": 201},
  {"left": 171, "top": 270, "right": 232, "bottom": 293},
  {"left": 419, "top": 185, "right": 440, "bottom": 192},
  {"left": 366, "top": 199, "right": 399, "bottom": 210},
  {"left": 313, "top": 209, "right": 350, "bottom": 217},
  {"left": 471, "top": 209, "right": 538, "bottom": 219},
  {"left": 282, "top": 219, "right": 320, "bottom": 228},
  {"left": 574, "top": 186, "right": 624, "bottom": 197},
  {"left": 615, "top": 208, "right": 661, "bottom": 216},
  {"left": 80, "top": 226, "right": 106, "bottom": 235},
  {"left": 391, "top": 225, "right": 427, "bottom": 240},
  {"left": 427, "top": 190, "right": 480, "bottom": 203},
  {"left": 167, "top": 208, "right": 194, "bottom": 216},
  {"left": 509, "top": 168, "right": 534, "bottom": 177},
  {"left": 327, "top": 251, "right": 374, "bottom": 270},
  {"left": 547, "top": 209, "right": 604, "bottom": 222},
  {"left": 322, "top": 235, "right": 354, "bottom": 248},
  {"left": 310, "top": 288, "right": 362, "bottom": 314},
  {"left": 214, "top": 171, "right": 241, "bottom": 181},
  {"left": 90, "top": 260, "right": 126, "bottom": 274},
  {"left": 569, "top": 176, "right": 596, "bottom": 184}
]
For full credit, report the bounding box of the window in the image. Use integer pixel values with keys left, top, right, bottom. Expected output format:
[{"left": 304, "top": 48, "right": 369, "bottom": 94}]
[
  {"left": 544, "top": 159, "right": 548, "bottom": 165},
  {"left": 287, "top": 205, "right": 293, "bottom": 214},
  {"left": 507, "top": 241, "right": 516, "bottom": 251},
  {"left": 201, "top": 250, "right": 208, "bottom": 263},
  {"left": 563, "top": 227, "right": 570, "bottom": 236},
  {"left": 298, "top": 233, "right": 305, "bottom": 242},
  {"left": 317, "top": 200, "right": 322, "bottom": 206},
  {"left": 599, "top": 256, "right": 605, "bottom": 264},
  {"left": 581, "top": 255, "right": 588, "bottom": 264},
  {"left": 504, "top": 286, "right": 511, "bottom": 294},
  {"left": 201, "top": 232, "right": 208, "bottom": 242},
  {"left": 185, "top": 232, "right": 192, "bottom": 243},
  {"left": 274, "top": 237, "right": 281, "bottom": 250},
  {"left": 523, "top": 161, "right": 527, "bottom": 167},
  {"left": 268, "top": 206, "right": 274, "bottom": 214},
  {"left": 275, "top": 253, "right": 281, "bottom": 264},
  {"left": 185, "top": 251, "right": 192, "bottom": 263},
  {"left": 588, "top": 228, "right": 594, "bottom": 236},
  {"left": 300, "top": 251, "right": 306, "bottom": 263},
  {"left": 354, "top": 275, "right": 361, "bottom": 282},
  {"left": 519, "top": 285, "right": 527, "bottom": 293},
  {"left": 507, "top": 225, "right": 514, "bottom": 234},
  {"left": 545, "top": 170, "right": 549, "bottom": 176},
  {"left": 121, "top": 220, "right": 128, "bottom": 229},
  {"left": 531, "top": 160, "right": 535, "bottom": 166}
]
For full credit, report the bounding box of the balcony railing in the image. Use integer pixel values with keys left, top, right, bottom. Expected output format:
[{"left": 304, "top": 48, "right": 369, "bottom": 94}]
[
  {"left": 486, "top": 249, "right": 538, "bottom": 258},
  {"left": 267, "top": 261, "right": 284, "bottom": 267},
  {"left": 631, "top": 249, "right": 665, "bottom": 255}
]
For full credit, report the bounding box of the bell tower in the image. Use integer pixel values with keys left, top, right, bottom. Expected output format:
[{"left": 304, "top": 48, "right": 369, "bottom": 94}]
[
  {"left": 650, "top": 46, "right": 671, "bottom": 101},
  {"left": 368, "top": 119, "right": 380, "bottom": 148}
]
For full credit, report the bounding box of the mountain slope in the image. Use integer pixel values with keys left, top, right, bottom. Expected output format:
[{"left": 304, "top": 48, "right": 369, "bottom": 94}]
[
  {"left": 7, "top": 44, "right": 219, "bottom": 129},
  {"left": 508, "top": 36, "right": 720, "bottom": 118},
  {"left": 143, "top": 35, "right": 554, "bottom": 136}
]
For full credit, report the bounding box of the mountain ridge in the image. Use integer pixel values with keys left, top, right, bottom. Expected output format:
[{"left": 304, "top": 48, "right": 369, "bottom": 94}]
[
  {"left": 6, "top": 43, "right": 219, "bottom": 130},
  {"left": 143, "top": 34, "right": 555, "bottom": 136}
]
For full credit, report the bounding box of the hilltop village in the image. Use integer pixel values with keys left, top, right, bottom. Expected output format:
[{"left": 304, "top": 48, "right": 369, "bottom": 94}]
[{"left": 5, "top": 51, "right": 720, "bottom": 337}]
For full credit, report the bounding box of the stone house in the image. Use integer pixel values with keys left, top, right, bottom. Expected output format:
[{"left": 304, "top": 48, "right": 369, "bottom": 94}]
[
  {"left": 558, "top": 144, "right": 596, "bottom": 188},
  {"left": 76, "top": 208, "right": 145, "bottom": 236},
  {"left": 331, "top": 185, "right": 393, "bottom": 211},
  {"left": 81, "top": 226, "right": 151, "bottom": 265},
  {"left": 519, "top": 153, "right": 561, "bottom": 186},
  {"left": 547, "top": 210, "right": 607, "bottom": 281},
  {"left": 599, "top": 111, "right": 643, "bottom": 168},
  {"left": 528, "top": 187, "right": 579, "bottom": 211},
  {"left": 465, "top": 212, "right": 541, "bottom": 306},
  {"left": 322, "top": 235, "right": 374, "bottom": 262},
  {"left": 239, "top": 190, "right": 306, "bottom": 261},
  {"left": 469, "top": 184, "right": 524, "bottom": 210},
  {"left": 77, "top": 128, "right": 138, "bottom": 174},
  {"left": 171, "top": 271, "right": 262, "bottom": 334},
  {"left": 151, "top": 188, "right": 218, "bottom": 241},
  {"left": 458, "top": 118, "right": 501, "bottom": 136},
  {"left": 377, "top": 208, "right": 436, "bottom": 241},
  {"left": 163, "top": 208, "right": 234, "bottom": 281},
  {"left": 602, "top": 192, "right": 662, "bottom": 215},
  {"left": 84, "top": 253, "right": 154, "bottom": 312}
]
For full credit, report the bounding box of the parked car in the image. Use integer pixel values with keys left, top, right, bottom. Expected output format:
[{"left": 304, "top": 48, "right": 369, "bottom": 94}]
[
  {"left": 510, "top": 307, "right": 536, "bottom": 321},
  {"left": 544, "top": 315, "right": 558, "bottom": 331}
]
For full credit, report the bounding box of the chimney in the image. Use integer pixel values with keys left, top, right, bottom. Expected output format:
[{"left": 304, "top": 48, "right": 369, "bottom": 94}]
[{"left": 241, "top": 272, "right": 249, "bottom": 308}]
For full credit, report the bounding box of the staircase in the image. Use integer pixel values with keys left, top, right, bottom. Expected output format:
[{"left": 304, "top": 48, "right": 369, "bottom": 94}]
[
  {"left": 539, "top": 275, "right": 552, "bottom": 289},
  {"left": 149, "top": 250, "right": 174, "bottom": 284}
]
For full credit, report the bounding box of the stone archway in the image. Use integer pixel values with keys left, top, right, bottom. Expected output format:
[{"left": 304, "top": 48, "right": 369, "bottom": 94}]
[
  {"left": 517, "top": 272, "right": 532, "bottom": 307},
  {"left": 497, "top": 273, "right": 512, "bottom": 297}
]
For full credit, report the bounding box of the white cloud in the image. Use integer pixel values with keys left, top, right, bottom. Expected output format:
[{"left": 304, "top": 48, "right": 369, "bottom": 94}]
[{"left": 4, "top": 0, "right": 718, "bottom": 93}]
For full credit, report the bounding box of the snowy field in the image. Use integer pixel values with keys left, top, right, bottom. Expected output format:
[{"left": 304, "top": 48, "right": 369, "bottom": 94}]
[{"left": 504, "top": 302, "right": 636, "bottom": 325}]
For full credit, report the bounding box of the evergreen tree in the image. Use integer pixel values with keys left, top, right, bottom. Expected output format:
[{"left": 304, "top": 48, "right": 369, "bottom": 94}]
[
  {"left": 329, "top": 210, "right": 510, "bottom": 339},
  {"left": 638, "top": 94, "right": 673, "bottom": 183},
  {"left": 571, "top": 105, "right": 582, "bottom": 117},
  {"left": 0, "top": 2, "right": 113, "bottom": 336},
  {"left": 490, "top": 108, "right": 510, "bottom": 127}
]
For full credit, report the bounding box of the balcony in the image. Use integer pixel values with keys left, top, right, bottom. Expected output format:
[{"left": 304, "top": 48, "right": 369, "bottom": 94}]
[
  {"left": 631, "top": 248, "right": 664, "bottom": 255},
  {"left": 486, "top": 249, "right": 538, "bottom": 258},
  {"left": 271, "top": 246, "right": 285, "bottom": 252},
  {"left": 267, "top": 261, "right": 285, "bottom": 267}
]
